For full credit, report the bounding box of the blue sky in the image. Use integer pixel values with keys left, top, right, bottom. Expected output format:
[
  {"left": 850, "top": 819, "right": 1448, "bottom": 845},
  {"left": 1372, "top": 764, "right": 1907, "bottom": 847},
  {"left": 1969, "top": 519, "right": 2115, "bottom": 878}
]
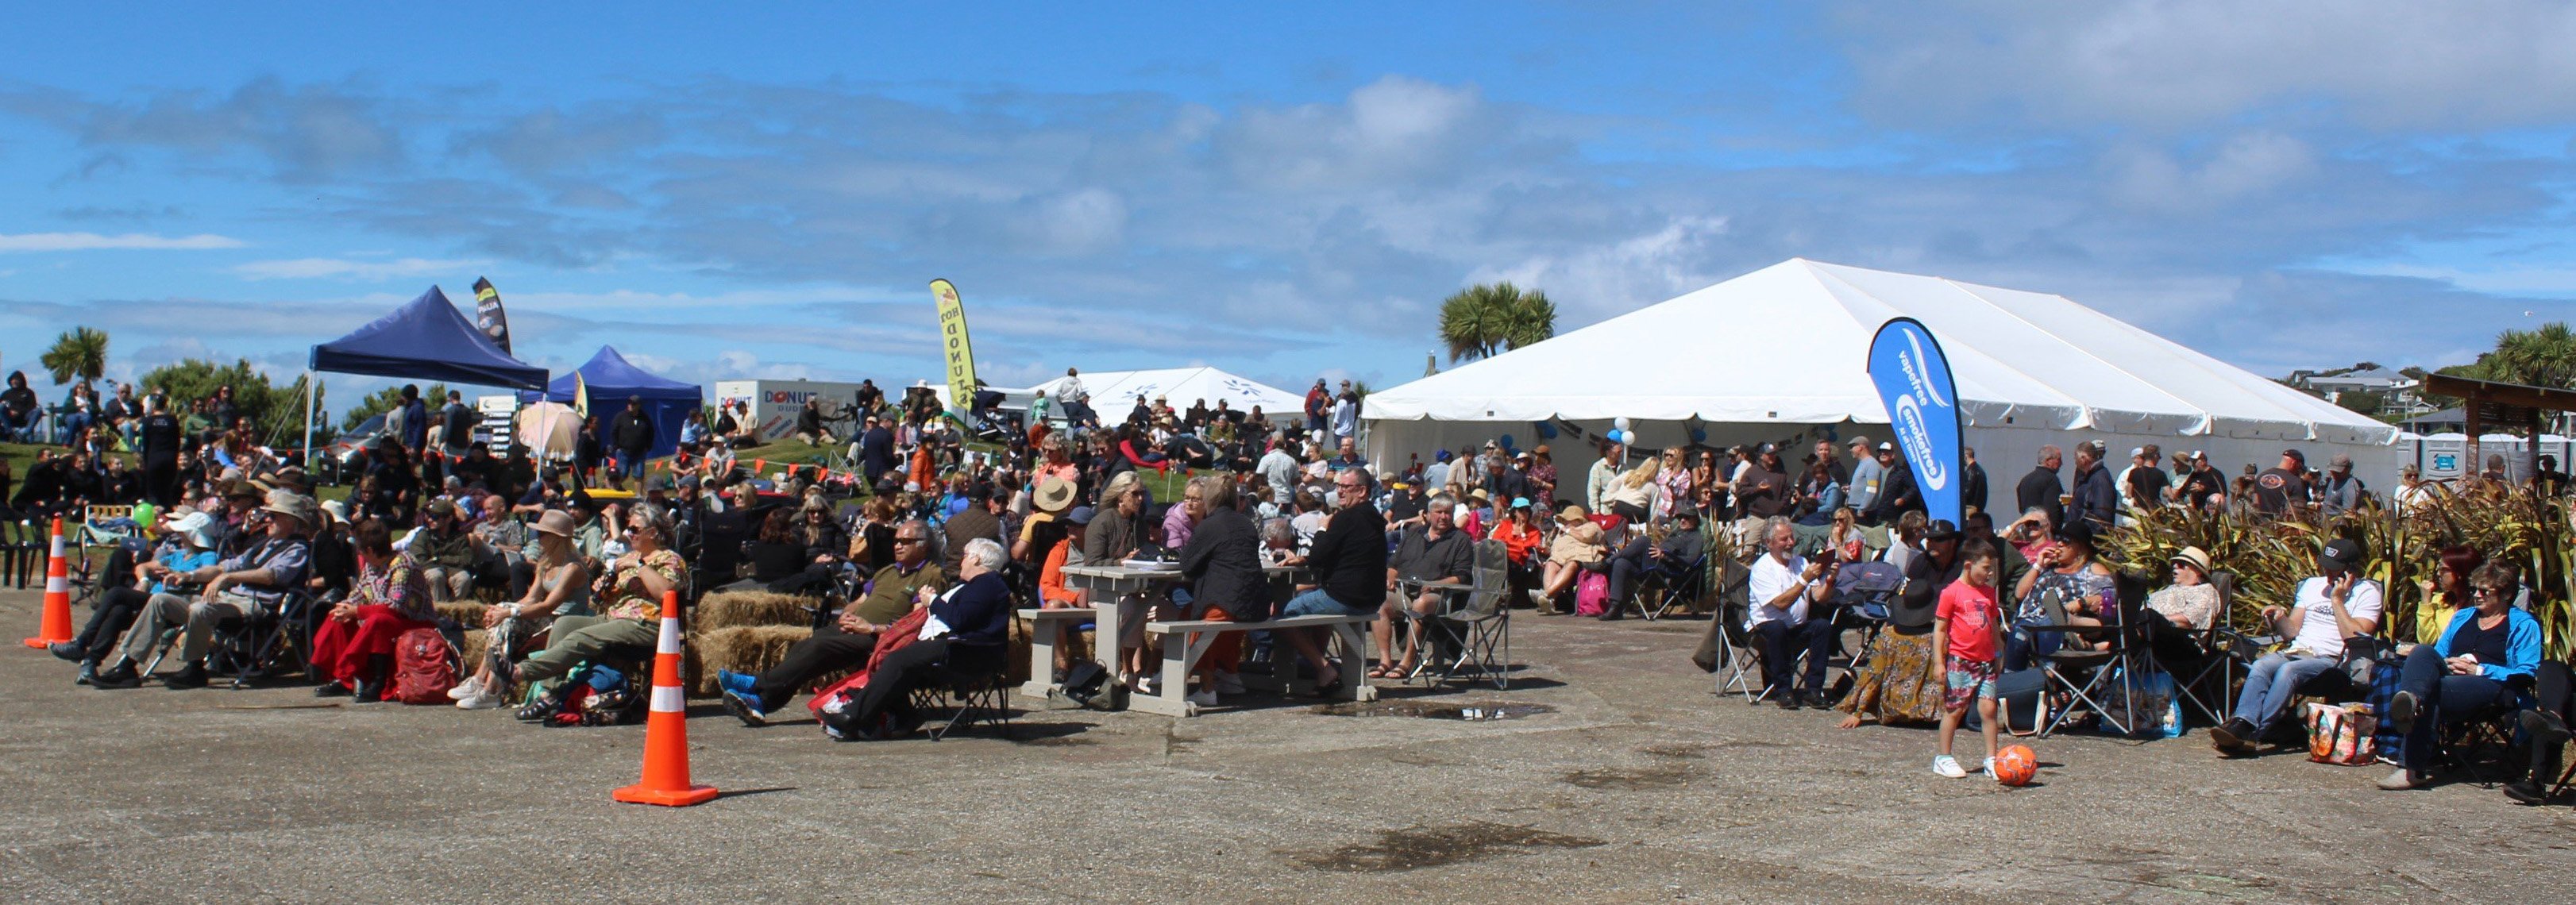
[{"left": 3, "top": 2, "right": 2574, "bottom": 414}]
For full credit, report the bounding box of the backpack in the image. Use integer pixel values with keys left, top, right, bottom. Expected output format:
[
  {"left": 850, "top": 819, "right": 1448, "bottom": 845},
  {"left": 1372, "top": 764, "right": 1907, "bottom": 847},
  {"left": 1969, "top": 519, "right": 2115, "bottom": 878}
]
[
  {"left": 1575, "top": 571, "right": 1611, "bottom": 616},
  {"left": 1831, "top": 560, "right": 1905, "bottom": 622},
  {"left": 532, "top": 663, "right": 644, "bottom": 727},
  {"left": 389, "top": 627, "right": 458, "bottom": 705}
]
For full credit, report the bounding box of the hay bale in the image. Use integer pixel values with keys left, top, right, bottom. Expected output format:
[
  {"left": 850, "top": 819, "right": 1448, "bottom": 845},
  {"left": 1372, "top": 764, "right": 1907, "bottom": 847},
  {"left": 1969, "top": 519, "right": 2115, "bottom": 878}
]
[
  {"left": 435, "top": 601, "right": 487, "bottom": 626},
  {"left": 690, "top": 625, "right": 813, "bottom": 696},
  {"left": 694, "top": 590, "right": 814, "bottom": 630},
  {"left": 459, "top": 629, "right": 490, "bottom": 670}
]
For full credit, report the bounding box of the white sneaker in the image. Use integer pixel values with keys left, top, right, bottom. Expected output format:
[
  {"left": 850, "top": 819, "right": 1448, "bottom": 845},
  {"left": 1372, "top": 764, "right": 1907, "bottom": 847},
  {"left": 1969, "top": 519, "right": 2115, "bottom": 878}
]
[
  {"left": 1136, "top": 675, "right": 1159, "bottom": 696},
  {"left": 1186, "top": 689, "right": 1220, "bottom": 708},
  {"left": 1980, "top": 757, "right": 1996, "bottom": 777},
  {"left": 1931, "top": 754, "right": 1968, "bottom": 778},
  {"left": 446, "top": 676, "right": 484, "bottom": 701},
  {"left": 1213, "top": 671, "right": 1246, "bottom": 695},
  {"left": 457, "top": 689, "right": 503, "bottom": 710}
]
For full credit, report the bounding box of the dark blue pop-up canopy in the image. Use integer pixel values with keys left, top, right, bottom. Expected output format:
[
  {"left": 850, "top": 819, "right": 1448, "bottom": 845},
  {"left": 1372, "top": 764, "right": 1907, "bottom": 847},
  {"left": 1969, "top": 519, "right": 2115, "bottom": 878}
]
[
  {"left": 525, "top": 345, "right": 704, "bottom": 459},
  {"left": 309, "top": 287, "right": 549, "bottom": 390}
]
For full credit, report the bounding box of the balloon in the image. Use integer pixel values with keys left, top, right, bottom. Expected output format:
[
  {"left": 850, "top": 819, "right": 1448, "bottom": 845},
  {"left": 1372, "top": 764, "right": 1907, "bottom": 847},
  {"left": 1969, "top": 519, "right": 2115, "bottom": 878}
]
[
  {"left": 1606, "top": 429, "right": 1625, "bottom": 445},
  {"left": 1535, "top": 421, "right": 1558, "bottom": 439},
  {"left": 1691, "top": 428, "right": 1707, "bottom": 443},
  {"left": 1499, "top": 433, "right": 1516, "bottom": 450},
  {"left": 1614, "top": 417, "right": 1633, "bottom": 431}
]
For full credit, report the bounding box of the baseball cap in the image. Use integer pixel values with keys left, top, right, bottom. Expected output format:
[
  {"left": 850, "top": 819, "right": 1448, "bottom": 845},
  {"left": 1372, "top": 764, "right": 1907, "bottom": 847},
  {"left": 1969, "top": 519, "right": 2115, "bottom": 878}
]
[
  {"left": 1876, "top": 441, "right": 1895, "bottom": 452},
  {"left": 1923, "top": 519, "right": 1961, "bottom": 543},
  {"left": 2330, "top": 453, "right": 2352, "bottom": 471},
  {"left": 2129, "top": 446, "right": 2146, "bottom": 458},
  {"left": 2320, "top": 538, "right": 2364, "bottom": 572}
]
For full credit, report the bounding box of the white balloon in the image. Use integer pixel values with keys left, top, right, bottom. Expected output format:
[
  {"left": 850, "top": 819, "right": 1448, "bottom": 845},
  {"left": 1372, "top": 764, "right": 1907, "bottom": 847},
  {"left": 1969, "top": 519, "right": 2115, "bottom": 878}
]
[{"left": 1614, "top": 417, "right": 1633, "bottom": 431}]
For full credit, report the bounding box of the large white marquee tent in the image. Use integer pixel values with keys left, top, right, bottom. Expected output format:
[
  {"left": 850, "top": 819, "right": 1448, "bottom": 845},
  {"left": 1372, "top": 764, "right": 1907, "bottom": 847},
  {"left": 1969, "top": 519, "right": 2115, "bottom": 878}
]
[
  {"left": 1028, "top": 367, "right": 1306, "bottom": 417},
  {"left": 1363, "top": 259, "right": 2406, "bottom": 498}
]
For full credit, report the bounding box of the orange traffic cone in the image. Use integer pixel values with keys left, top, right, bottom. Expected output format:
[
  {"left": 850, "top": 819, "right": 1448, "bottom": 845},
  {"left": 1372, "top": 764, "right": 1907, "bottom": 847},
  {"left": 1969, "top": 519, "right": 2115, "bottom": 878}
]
[
  {"left": 22, "top": 518, "right": 71, "bottom": 649},
  {"left": 614, "top": 590, "right": 719, "bottom": 807}
]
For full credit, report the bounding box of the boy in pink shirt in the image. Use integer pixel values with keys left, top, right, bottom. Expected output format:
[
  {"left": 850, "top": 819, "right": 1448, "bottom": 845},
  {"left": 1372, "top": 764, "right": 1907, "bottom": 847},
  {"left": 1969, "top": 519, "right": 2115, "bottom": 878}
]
[{"left": 1933, "top": 543, "right": 2006, "bottom": 778}]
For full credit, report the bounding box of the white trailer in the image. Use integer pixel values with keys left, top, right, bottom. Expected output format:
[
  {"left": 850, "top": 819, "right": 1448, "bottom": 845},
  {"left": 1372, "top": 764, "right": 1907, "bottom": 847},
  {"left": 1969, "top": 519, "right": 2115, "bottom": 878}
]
[{"left": 715, "top": 379, "right": 874, "bottom": 442}]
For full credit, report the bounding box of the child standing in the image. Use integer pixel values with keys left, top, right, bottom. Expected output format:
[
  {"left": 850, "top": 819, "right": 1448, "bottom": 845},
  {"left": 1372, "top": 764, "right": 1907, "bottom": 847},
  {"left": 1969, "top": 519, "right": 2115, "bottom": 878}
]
[{"left": 1934, "top": 543, "right": 2006, "bottom": 778}]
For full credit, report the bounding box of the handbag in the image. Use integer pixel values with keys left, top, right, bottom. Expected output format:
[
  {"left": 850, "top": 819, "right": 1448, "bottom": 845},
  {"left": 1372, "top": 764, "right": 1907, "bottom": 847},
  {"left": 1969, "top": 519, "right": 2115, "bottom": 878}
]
[{"left": 2304, "top": 700, "right": 2377, "bottom": 765}]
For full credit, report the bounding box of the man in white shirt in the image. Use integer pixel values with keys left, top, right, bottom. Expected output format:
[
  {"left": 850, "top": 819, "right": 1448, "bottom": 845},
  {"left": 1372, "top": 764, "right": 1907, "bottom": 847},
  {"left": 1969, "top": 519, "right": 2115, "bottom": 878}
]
[
  {"left": 1257, "top": 437, "right": 1301, "bottom": 506},
  {"left": 1587, "top": 437, "right": 1625, "bottom": 514},
  {"left": 2212, "top": 537, "right": 2382, "bottom": 753},
  {"left": 1746, "top": 516, "right": 1837, "bottom": 709}
]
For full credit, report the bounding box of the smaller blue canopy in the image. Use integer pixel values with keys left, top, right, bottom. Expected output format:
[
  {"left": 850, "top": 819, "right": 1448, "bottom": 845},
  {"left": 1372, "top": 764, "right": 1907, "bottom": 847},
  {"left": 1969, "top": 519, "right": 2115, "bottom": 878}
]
[
  {"left": 309, "top": 287, "right": 548, "bottom": 390},
  {"left": 525, "top": 345, "right": 704, "bottom": 459}
]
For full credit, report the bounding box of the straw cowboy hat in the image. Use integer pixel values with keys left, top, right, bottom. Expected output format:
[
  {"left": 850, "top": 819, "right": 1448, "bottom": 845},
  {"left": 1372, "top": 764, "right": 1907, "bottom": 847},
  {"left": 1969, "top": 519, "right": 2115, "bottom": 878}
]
[{"left": 1033, "top": 477, "right": 1078, "bottom": 514}]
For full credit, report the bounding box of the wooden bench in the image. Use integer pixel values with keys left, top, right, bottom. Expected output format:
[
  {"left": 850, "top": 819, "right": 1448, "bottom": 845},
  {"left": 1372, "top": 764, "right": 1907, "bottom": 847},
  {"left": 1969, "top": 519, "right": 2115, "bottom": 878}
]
[{"left": 1140, "top": 613, "right": 1377, "bottom": 717}]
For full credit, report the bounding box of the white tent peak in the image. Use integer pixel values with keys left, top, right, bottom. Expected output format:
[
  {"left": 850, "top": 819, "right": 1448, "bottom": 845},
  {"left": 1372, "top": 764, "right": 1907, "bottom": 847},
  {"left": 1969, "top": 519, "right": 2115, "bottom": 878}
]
[
  {"left": 1028, "top": 366, "right": 1305, "bottom": 414},
  {"left": 1366, "top": 258, "right": 2396, "bottom": 446}
]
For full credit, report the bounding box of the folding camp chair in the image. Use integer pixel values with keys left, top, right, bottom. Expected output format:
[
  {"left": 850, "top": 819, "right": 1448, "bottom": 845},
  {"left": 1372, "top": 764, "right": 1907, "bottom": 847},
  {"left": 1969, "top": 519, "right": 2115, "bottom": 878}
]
[
  {"left": 2156, "top": 571, "right": 2240, "bottom": 726},
  {"left": 2030, "top": 576, "right": 2149, "bottom": 737},
  {"left": 1626, "top": 545, "right": 1711, "bottom": 622},
  {"left": 1400, "top": 539, "right": 1513, "bottom": 689},
  {"left": 81, "top": 505, "right": 141, "bottom": 547},
  {"left": 911, "top": 657, "right": 1016, "bottom": 741}
]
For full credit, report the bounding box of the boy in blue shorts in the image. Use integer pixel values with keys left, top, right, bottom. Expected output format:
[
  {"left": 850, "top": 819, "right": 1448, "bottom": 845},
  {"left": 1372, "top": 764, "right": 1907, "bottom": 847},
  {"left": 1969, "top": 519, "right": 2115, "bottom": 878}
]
[{"left": 1934, "top": 542, "right": 2005, "bottom": 778}]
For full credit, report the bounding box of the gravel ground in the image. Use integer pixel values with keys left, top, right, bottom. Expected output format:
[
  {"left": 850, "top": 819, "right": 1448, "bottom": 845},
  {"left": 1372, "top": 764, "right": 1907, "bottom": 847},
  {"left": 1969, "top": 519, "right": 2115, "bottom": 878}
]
[{"left": 0, "top": 587, "right": 2568, "bottom": 903}]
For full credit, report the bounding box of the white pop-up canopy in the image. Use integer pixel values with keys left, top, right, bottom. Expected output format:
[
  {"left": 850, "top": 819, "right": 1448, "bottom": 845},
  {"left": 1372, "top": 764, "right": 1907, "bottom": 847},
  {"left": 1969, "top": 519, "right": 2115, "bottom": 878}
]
[
  {"left": 1029, "top": 367, "right": 1305, "bottom": 417},
  {"left": 1364, "top": 259, "right": 2405, "bottom": 491}
]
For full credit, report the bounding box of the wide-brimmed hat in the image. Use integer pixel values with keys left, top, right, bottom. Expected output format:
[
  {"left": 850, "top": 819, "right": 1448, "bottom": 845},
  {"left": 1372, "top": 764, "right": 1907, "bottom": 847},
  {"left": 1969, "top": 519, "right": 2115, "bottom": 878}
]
[
  {"left": 222, "top": 479, "right": 262, "bottom": 501},
  {"left": 2170, "top": 546, "right": 2214, "bottom": 576},
  {"left": 1556, "top": 504, "right": 1589, "bottom": 523},
  {"left": 532, "top": 510, "right": 578, "bottom": 538},
  {"left": 261, "top": 490, "right": 316, "bottom": 526},
  {"left": 1924, "top": 519, "right": 1961, "bottom": 543},
  {"left": 1033, "top": 476, "right": 1078, "bottom": 514}
]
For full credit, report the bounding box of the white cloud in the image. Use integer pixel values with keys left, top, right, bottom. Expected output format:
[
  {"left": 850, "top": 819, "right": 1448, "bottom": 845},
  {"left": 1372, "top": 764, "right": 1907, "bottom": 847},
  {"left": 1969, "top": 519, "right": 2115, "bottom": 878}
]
[
  {"left": 1842, "top": 1, "right": 2576, "bottom": 130},
  {"left": 0, "top": 231, "right": 245, "bottom": 252},
  {"left": 230, "top": 256, "right": 484, "bottom": 280}
]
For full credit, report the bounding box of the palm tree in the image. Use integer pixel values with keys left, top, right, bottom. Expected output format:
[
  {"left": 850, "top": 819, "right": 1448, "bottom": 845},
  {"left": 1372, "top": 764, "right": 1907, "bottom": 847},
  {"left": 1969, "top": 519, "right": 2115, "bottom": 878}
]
[
  {"left": 2485, "top": 322, "right": 2576, "bottom": 388},
  {"left": 1436, "top": 282, "right": 1556, "bottom": 363},
  {"left": 40, "top": 326, "right": 109, "bottom": 385}
]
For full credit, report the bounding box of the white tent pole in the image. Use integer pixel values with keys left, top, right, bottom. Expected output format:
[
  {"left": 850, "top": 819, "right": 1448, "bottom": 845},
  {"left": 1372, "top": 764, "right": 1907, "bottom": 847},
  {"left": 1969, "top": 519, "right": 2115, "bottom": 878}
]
[{"left": 303, "top": 371, "right": 316, "bottom": 468}]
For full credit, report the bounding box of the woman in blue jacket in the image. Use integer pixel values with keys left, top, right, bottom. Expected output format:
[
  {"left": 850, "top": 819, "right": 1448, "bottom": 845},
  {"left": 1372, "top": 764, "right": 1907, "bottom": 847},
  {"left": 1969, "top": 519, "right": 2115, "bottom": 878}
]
[{"left": 2380, "top": 561, "right": 2544, "bottom": 791}]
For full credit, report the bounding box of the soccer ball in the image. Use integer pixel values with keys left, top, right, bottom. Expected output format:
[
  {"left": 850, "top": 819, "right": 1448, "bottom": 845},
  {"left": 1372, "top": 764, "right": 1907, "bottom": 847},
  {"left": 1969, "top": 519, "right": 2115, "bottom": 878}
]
[{"left": 1993, "top": 745, "right": 2038, "bottom": 786}]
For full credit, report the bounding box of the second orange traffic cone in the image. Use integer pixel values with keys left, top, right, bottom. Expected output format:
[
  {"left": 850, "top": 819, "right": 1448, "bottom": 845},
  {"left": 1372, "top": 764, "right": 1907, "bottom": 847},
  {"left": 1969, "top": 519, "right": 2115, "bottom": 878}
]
[
  {"left": 22, "top": 518, "right": 72, "bottom": 649},
  {"left": 613, "top": 590, "right": 718, "bottom": 807}
]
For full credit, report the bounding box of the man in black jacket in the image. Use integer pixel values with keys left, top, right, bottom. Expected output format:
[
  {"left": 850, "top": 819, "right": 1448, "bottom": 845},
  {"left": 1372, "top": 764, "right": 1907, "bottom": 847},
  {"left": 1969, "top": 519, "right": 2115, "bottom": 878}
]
[
  {"left": 0, "top": 371, "right": 39, "bottom": 443},
  {"left": 1867, "top": 442, "right": 1922, "bottom": 525},
  {"left": 608, "top": 396, "right": 655, "bottom": 490},
  {"left": 1277, "top": 467, "right": 1385, "bottom": 687},
  {"left": 138, "top": 398, "right": 184, "bottom": 506},
  {"left": 1176, "top": 477, "right": 1267, "bottom": 706},
  {"left": 856, "top": 414, "right": 897, "bottom": 485},
  {"left": 1960, "top": 446, "right": 1988, "bottom": 518},
  {"left": 2069, "top": 441, "right": 2118, "bottom": 530},
  {"left": 2015, "top": 445, "right": 2065, "bottom": 528},
  {"left": 1604, "top": 506, "right": 1710, "bottom": 620}
]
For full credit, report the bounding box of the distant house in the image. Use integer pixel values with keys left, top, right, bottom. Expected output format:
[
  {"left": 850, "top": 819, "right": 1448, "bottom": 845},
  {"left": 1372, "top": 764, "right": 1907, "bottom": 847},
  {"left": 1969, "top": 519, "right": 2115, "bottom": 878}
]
[
  {"left": 2400, "top": 406, "right": 2466, "bottom": 434},
  {"left": 2285, "top": 365, "right": 2430, "bottom": 418}
]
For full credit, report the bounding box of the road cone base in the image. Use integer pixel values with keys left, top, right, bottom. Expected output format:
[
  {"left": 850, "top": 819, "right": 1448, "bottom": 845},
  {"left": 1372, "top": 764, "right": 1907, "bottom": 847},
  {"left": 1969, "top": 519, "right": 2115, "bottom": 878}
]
[
  {"left": 613, "top": 784, "right": 719, "bottom": 807},
  {"left": 24, "top": 637, "right": 69, "bottom": 649}
]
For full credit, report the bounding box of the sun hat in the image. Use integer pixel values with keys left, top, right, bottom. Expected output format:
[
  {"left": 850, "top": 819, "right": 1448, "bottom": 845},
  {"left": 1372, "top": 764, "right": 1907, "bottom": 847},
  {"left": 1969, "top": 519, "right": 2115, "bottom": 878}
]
[
  {"left": 261, "top": 490, "right": 316, "bottom": 526},
  {"left": 1032, "top": 476, "right": 1078, "bottom": 514},
  {"left": 532, "top": 510, "right": 578, "bottom": 538},
  {"left": 2170, "top": 546, "right": 2215, "bottom": 576},
  {"left": 1510, "top": 496, "right": 1532, "bottom": 509},
  {"left": 1556, "top": 504, "right": 1589, "bottom": 523}
]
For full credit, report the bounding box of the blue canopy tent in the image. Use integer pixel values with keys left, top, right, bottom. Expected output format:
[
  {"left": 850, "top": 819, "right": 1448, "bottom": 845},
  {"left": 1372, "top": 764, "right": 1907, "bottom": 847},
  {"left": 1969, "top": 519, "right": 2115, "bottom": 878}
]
[
  {"left": 304, "top": 286, "right": 548, "bottom": 460},
  {"left": 523, "top": 345, "right": 703, "bottom": 460}
]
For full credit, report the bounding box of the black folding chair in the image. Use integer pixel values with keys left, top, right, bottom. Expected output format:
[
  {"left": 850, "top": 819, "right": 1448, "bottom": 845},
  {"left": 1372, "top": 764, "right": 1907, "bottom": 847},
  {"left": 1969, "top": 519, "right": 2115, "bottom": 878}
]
[
  {"left": 909, "top": 645, "right": 1016, "bottom": 741},
  {"left": 2032, "top": 575, "right": 2149, "bottom": 737},
  {"left": 1402, "top": 539, "right": 1513, "bottom": 689}
]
